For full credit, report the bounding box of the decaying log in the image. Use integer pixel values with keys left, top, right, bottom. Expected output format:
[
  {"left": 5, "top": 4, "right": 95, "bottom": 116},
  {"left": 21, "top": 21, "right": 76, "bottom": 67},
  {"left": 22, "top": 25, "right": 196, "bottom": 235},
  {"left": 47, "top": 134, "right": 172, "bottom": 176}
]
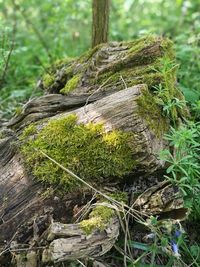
[
  {"left": 0, "top": 36, "right": 188, "bottom": 266},
  {"left": 0, "top": 85, "right": 167, "bottom": 244},
  {"left": 0, "top": 85, "right": 169, "bottom": 265},
  {"left": 42, "top": 218, "right": 119, "bottom": 262}
]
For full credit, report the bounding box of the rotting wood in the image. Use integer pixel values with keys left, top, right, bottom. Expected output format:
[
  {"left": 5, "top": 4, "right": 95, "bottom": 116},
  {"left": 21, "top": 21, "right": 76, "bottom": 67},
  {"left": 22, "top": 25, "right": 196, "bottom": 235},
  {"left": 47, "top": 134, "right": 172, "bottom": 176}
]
[
  {"left": 42, "top": 217, "right": 119, "bottom": 262},
  {"left": 0, "top": 85, "right": 168, "bottom": 246},
  {"left": 0, "top": 37, "right": 188, "bottom": 266}
]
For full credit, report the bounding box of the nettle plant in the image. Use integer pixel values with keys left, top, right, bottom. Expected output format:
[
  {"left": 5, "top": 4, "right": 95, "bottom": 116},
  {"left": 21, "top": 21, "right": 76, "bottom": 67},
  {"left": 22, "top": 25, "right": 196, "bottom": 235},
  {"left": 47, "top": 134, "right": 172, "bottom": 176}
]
[{"left": 159, "top": 121, "right": 200, "bottom": 213}]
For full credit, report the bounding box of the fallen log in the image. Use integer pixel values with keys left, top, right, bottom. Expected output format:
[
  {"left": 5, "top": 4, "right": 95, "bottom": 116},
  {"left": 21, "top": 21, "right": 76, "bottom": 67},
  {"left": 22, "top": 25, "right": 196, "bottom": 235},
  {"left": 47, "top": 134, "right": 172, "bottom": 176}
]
[{"left": 0, "top": 36, "right": 188, "bottom": 266}]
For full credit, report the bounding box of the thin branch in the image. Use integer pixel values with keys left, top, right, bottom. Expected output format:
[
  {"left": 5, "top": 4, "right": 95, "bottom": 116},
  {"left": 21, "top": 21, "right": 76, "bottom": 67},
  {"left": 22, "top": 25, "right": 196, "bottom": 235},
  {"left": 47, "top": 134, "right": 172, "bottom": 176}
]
[{"left": 38, "top": 149, "right": 149, "bottom": 223}]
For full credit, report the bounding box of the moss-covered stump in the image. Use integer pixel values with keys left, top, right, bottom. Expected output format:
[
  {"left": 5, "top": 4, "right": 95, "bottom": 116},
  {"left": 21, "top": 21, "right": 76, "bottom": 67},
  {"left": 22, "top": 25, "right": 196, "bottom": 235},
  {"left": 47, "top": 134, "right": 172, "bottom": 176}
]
[
  {"left": 38, "top": 35, "right": 188, "bottom": 122},
  {"left": 9, "top": 36, "right": 188, "bottom": 132},
  {"left": 0, "top": 36, "right": 189, "bottom": 266},
  {"left": 40, "top": 36, "right": 174, "bottom": 95},
  {"left": 0, "top": 85, "right": 169, "bottom": 265},
  {"left": 19, "top": 85, "right": 169, "bottom": 191}
]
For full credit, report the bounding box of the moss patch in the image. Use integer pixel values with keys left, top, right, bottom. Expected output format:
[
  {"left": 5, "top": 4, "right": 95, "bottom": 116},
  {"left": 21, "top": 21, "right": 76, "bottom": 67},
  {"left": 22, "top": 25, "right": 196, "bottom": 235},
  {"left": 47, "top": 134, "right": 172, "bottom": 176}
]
[
  {"left": 52, "top": 57, "right": 75, "bottom": 70},
  {"left": 127, "top": 35, "right": 159, "bottom": 54},
  {"left": 42, "top": 73, "right": 55, "bottom": 88},
  {"left": 41, "top": 57, "right": 75, "bottom": 90},
  {"left": 108, "top": 191, "right": 128, "bottom": 203},
  {"left": 60, "top": 74, "right": 81, "bottom": 94},
  {"left": 20, "top": 114, "right": 135, "bottom": 191},
  {"left": 137, "top": 87, "right": 169, "bottom": 137},
  {"left": 80, "top": 192, "right": 128, "bottom": 234},
  {"left": 79, "top": 43, "right": 105, "bottom": 63},
  {"left": 41, "top": 36, "right": 174, "bottom": 94},
  {"left": 0, "top": 132, "right": 4, "bottom": 139},
  {"left": 20, "top": 124, "right": 37, "bottom": 140},
  {"left": 80, "top": 205, "right": 114, "bottom": 234}
]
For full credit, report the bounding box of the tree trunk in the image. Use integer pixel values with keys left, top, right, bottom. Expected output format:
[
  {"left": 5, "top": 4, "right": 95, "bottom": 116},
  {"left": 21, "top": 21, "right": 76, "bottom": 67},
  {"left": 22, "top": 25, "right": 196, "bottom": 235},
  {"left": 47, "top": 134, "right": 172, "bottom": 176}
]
[
  {"left": 92, "top": 0, "right": 110, "bottom": 48},
  {"left": 0, "top": 36, "right": 188, "bottom": 266}
]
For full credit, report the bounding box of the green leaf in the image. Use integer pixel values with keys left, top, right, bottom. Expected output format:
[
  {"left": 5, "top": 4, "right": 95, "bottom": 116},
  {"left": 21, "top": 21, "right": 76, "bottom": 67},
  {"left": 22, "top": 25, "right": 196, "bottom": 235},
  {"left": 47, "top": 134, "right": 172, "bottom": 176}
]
[{"left": 128, "top": 241, "right": 151, "bottom": 251}]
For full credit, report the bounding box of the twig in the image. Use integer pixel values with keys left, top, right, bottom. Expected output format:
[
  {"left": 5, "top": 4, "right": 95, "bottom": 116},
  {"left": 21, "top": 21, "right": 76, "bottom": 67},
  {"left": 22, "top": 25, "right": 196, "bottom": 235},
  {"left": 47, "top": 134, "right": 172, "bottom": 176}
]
[
  {"left": 83, "top": 76, "right": 113, "bottom": 120},
  {"left": 74, "top": 192, "right": 97, "bottom": 223},
  {"left": 76, "top": 259, "right": 87, "bottom": 267},
  {"left": 122, "top": 206, "right": 133, "bottom": 267},
  {"left": 120, "top": 75, "right": 127, "bottom": 89},
  {"left": 38, "top": 149, "right": 149, "bottom": 222},
  {"left": 10, "top": 246, "right": 46, "bottom": 252}
]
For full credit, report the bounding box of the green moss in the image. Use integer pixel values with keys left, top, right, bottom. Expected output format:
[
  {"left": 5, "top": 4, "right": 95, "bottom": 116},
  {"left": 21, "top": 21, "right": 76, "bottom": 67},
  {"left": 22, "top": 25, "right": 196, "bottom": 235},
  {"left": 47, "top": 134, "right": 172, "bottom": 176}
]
[
  {"left": 96, "top": 64, "right": 163, "bottom": 93},
  {"left": 46, "top": 57, "right": 75, "bottom": 74},
  {"left": 137, "top": 87, "right": 169, "bottom": 137},
  {"left": 95, "top": 37, "right": 175, "bottom": 91},
  {"left": 160, "top": 38, "right": 175, "bottom": 60},
  {"left": 79, "top": 43, "right": 105, "bottom": 63},
  {"left": 128, "top": 35, "right": 157, "bottom": 54},
  {"left": 0, "top": 132, "right": 4, "bottom": 139},
  {"left": 14, "top": 106, "right": 23, "bottom": 116},
  {"left": 56, "top": 36, "right": 170, "bottom": 94},
  {"left": 40, "top": 35, "right": 187, "bottom": 123},
  {"left": 90, "top": 205, "right": 114, "bottom": 220},
  {"left": 80, "top": 192, "right": 128, "bottom": 234},
  {"left": 80, "top": 205, "right": 114, "bottom": 234},
  {"left": 95, "top": 36, "right": 175, "bottom": 88},
  {"left": 41, "top": 57, "right": 75, "bottom": 90},
  {"left": 60, "top": 74, "right": 81, "bottom": 94},
  {"left": 19, "top": 124, "right": 37, "bottom": 140},
  {"left": 108, "top": 192, "right": 128, "bottom": 203},
  {"left": 80, "top": 216, "right": 105, "bottom": 234},
  {"left": 53, "top": 57, "right": 75, "bottom": 69},
  {"left": 43, "top": 73, "right": 55, "bottom": 88},
  {"left": 20, "top": 114, "right": 135, "bottom": 191}
]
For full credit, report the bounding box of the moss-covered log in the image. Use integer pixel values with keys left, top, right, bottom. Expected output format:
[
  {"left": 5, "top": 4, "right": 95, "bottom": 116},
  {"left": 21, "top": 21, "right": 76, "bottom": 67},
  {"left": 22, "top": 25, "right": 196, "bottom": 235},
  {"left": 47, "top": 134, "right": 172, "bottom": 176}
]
[{"left": 0, "top": 36, "right": 188, "bottom": 266}]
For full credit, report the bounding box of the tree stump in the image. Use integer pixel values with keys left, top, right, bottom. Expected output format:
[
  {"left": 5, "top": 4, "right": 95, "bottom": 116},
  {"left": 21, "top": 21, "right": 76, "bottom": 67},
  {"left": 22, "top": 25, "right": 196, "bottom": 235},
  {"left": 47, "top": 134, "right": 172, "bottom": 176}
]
[{"left": 0, "top": 36, "right": 187, "bottom": 266}]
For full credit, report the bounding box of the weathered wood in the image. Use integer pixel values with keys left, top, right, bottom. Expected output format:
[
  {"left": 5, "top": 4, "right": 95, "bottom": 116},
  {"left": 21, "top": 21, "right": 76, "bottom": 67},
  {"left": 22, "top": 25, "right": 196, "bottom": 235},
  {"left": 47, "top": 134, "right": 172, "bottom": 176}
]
[
  {"left": 42, "top": 217, "right": 119, "bottom": 262},
  {"left": 0, "top": 85, "right": 169, "bottom": 265},
  {"left": 7, "top": 88, "right": 117, "bottom": 130},
  {"left": 15, "top": 251, "right": 37, "bottom": 267},
  {"left": 39, "top": 36, "right": 173, "bottom": 95},
  {"left": 0, "top": 85, "right": 167, "bottom": 242},
  {"left": 0, "top": 37, "right": 188, "bottom": 266}
]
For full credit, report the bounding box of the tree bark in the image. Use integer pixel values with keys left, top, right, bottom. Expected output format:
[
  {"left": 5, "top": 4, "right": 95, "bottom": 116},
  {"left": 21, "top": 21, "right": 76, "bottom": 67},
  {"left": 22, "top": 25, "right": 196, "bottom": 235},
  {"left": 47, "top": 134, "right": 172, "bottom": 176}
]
[{"left": 92, "top": 0, "right": 110, "bottom": 48}]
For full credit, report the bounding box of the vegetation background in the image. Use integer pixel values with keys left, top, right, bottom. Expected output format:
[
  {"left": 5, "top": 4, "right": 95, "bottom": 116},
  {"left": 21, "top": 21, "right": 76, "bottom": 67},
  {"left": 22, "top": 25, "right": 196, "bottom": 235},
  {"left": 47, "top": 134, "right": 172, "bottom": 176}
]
[
  {"left": 0, "top": 0, "right": 199, "bottom": 266},
  {"left": 0, "top": 0, "right": 199, "bottom": 119}
]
